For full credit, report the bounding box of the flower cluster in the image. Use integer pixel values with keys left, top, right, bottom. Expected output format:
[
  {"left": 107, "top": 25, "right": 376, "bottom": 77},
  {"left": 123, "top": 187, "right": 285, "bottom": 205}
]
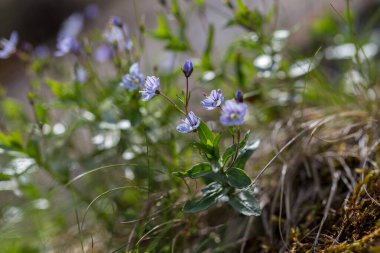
[
  {"left": 138, "top": 60, "right": 248, "bottom": 133},
  {"left": 103, "top": 16, "right": 132, "bottom": 52}
]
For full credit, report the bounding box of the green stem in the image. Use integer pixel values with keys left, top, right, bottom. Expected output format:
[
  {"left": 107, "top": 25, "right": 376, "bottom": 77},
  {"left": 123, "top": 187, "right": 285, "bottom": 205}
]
[
  {"left": 229, "top": 127, "right": 241, "bottom": 169},
  {"left": 159, "top": 92, "right": 186, "bottom": 115},
  {"left": 185, "top": 77, "right": 189, "bottom": 114}
]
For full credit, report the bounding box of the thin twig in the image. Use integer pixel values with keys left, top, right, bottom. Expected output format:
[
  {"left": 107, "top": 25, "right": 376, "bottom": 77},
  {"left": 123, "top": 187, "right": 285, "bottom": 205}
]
[
  {"left": 312, "top": 171, "right": 341, "bottom": 250},
  {"left": 240, "top": 216, "right": 254, "bottom": 253},
  {"left": 252, "top": 128, "right": 309, "bottom": 185}
]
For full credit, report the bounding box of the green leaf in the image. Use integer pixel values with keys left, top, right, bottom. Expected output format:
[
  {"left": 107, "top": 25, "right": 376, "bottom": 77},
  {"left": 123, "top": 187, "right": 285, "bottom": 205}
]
[
  {"left": 184, "top": 183, "right": 225, "bottom": 213},
  {"left": 1, "top": 98, "right": 26, "bottom": 122},
  {"left": 194, "top": 0, "right": 205, "bottom": 7},
  {"left": 165, "top": 37, "right": 189, "bottom": 52},
  {"left": 221, "top": 144, "right": 238, "bottom": 165},
  {"left": 220, "top": 131, "right": 250, "bottom": 166},
  {"left": 0, "top": 173, "right": 12, "bottom": 181},
  {"left": 34, "top": 102, "right": 48, "bottom": 125},
  {"left": 201, "top": 24, "right": 215, "bottom": 70},
  {"left": 234, "top": 140, "right": 260, "bottom": 169},
  {"left": 173, "top": 163, "right": 212, "bottom": 179},
  {"left": 153, "top": 14, "right": 172, "bottom": 39},
  {"left": 212, "top": 133, "right": 222, "bottom": 158},
  {"left": 193, "top": 143, "right": 215, "bottom": 160},
  {"left": 236, "top": 0, "right": 249, "bottom": 13},
  {"left": 227, "top": 1, "right": 264, "bottom": 32},
  {"left": 226, "top": 167, "right": 251, "bottom": 189},
  {"left": 0, "top": 131, "right": 23, "bottom": 151},
  {"left": 210, "top": 171, "right": 227, "bottom": 184},
  {"left": 26, "top": 139, "right": 41, "bottom": 163},
  {"left": 197, "top": 121, "right": 215, "bottom": 147},
  {"left": 228, "top": 189, "right": 261, "bottom": 216}
]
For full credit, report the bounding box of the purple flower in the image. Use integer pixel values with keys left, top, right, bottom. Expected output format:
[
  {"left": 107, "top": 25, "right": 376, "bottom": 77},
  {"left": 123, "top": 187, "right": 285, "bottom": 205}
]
[
  {"left": 0, "top": 31, "right": 18, "bottom": 59},
  {"left": 120, "top": 63, "right": 145, "bottom": 91},
  {"left": 73, "top": 64, "right": 88, "bottom": 84},
  {"left": 55, "top": 36, "right": 80, "bottom": 57},
  {"left": 34, "top": 45, "right": 50, "bottom": 59},
  {"left": 111, "top": 16, "right": 123, "bottom": 27},
  {"left": 103, "top": 16, "right": 129, "bottom": 51},
  {"left": 176, "top": 111, "right": 200, "bottom": 133},
  {"left": 84, "top": 4, "right": 99, "bottom": 20},
  {"left": 140, "top": 76, "right": 160, "bottom": 101},
  {"left": 93, "top": 44, "right": 113, "bottom": 62},
  {"left": 201, "top": 89, "right": 224, "bottom": 110},
  {"left": 182, "top": 59, "right": 193, "bottom": 78},
  {"left": 235, "top": 90, "right": 244, "bottom": 103},
  {"left": 220, "top": 100, "right": 247, "bottom": 126},
  {"left": 21, "top": 42, "right": 32, "bottom": 53},
  {"left": 125, "top": 39, "right": 133, "bottom": 51},
  {"left": 58, "top": 13, "right": 84, "bottom": 39}
]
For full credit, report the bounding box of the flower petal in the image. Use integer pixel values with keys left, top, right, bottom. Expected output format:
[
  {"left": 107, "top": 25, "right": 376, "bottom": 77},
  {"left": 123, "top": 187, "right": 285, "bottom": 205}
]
[{"left": 176, "top": 123, "right": 192, "bottom": 133}]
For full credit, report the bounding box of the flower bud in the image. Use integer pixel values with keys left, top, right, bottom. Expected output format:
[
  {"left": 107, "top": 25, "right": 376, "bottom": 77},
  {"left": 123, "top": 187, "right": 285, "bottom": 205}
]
[
  {"left": 235, "top": 90, "right": 244, "bottom": 103},
  {"left": 111, "top": 16, "right": 123, "bottom": 27},
  {"left": 182, "top": 59, "right": 193, "bottom": 78}
]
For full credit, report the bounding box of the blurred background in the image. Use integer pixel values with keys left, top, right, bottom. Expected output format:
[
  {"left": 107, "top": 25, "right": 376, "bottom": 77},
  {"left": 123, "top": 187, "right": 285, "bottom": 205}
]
[{"left": 0, "top": 0, "right": 373, "bottom": 101}]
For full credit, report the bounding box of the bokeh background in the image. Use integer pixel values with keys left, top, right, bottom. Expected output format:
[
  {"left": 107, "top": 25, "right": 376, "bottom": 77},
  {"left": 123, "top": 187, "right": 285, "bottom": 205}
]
[{"left": 0, "top": 0, "right": 373, "bottom": 101}]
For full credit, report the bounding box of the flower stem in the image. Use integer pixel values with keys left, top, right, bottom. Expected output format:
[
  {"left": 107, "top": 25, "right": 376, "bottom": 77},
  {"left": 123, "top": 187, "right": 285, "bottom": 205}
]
[
  {"left": 185, "top": 77, "right": 189, "bottom": 114},
  {"left": 229, "top": 127, "right": 241, "bottom": 169},
  {"left": 159, "top": 92, "right": 186, "bottom": 115}
]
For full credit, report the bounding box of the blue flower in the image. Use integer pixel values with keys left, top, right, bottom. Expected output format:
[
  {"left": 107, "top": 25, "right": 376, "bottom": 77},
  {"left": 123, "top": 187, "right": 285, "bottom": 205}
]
[
  {"left": 119, "top": 63, "right": 145, "bottom": 91},
  {"left": 125, "top": 39, "right": 133, "bottom": 51},
  {"left": 182, "top": 59, "right": 193, "bottom": 78},
  {"left": 34, "top": 45, "right": 50, "bottom": 59},
  {"left": 111, "top": 16, "right": 123, "bottom": 27},
  {"left": 140, "top": 76, "right": 160, "bottom": 101},
  {"left": 220, "top": 100, "right": 247, "bottom": 126},
  {"left": 93, "top": 44, "right": 113, "bottom": 62},
  {"left": 58, "top": 13, "right": 84, "bottom": 39},
  {"left": 73, "top": 64, "right": 88, "bottom": 84},
  {"left": 176, "top": 111, "right": 200, "bottom": 133},
  {"left": 235, "top": 90, "right": 244, "bottom": 103},
  {"left": 201, "top": 89, "right": 224, "bottom": 110},
  {"left": 0, "top": 31, "right": 18, "bottom": 59},
  {"left": 103, "top": 16, "right": 129, "bottom": 51},
  {"left": 55, "top": 36, "right": 80, "bottom": 57},
  {"left": 84, "top": 4, "right": 99, "bottom": 20}
]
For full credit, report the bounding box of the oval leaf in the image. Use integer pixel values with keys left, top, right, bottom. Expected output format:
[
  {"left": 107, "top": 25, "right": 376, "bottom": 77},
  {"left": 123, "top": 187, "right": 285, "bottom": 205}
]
[
  {"left": 226, "top": 167, "right": 251, "bottom": 189},
  {"left": 228, "top": 190, "right": 261, "bottom": 216},
  {"left": 184, "top": 183, "right": 224, "bottom": 213},
  {"left": 234, "top": 140, "right": 260, "bottom": 169},
  {"left": 173, "top": 163, "right": 212, "bottom": 179},
  {"left": 197, "top": 121, "right": 215, "bottom": 147},
  {"left": 220, "top": 131, "right": 251, "bottom": 166}
]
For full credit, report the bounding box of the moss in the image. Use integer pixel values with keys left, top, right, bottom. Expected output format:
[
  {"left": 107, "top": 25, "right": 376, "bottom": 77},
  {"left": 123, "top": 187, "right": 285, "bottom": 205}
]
[{"left": 291, "top": 170, "right": 380, "bottom": 252}]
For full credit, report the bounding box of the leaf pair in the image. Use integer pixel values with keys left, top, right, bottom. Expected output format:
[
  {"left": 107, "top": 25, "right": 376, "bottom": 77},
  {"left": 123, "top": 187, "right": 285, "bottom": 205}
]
[
  {"left": 184, "top": 181, "right": 261, "bottom": 216},
  {"left": 174, "top": 163, "right": 251, "bottom": 189}
]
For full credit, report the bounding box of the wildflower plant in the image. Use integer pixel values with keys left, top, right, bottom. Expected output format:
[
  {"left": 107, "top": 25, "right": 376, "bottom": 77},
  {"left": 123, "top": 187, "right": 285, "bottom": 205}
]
[
  {"left": 140, "top": 60, "right": 261, "bottom": 216},
  {"left": 1, "top": 0, "right": 377, "bottom": 251}
]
